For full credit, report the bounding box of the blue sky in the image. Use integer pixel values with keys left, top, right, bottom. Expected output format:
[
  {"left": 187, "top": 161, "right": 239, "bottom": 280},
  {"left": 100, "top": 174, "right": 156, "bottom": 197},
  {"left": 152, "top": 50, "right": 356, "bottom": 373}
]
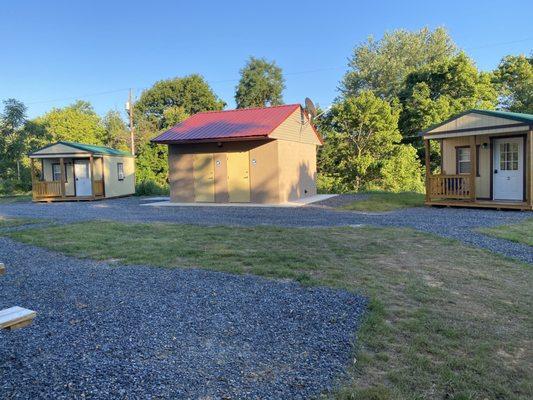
[{"left": 1, "top": 0, "right": 532, "bottom": 119}]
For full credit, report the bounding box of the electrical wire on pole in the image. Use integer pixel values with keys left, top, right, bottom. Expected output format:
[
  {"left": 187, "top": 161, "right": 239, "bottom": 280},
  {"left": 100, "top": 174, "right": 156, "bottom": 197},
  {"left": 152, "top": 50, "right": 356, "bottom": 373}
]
[{"left": 126, "top": 89, "right": 135, "bottom": 156}]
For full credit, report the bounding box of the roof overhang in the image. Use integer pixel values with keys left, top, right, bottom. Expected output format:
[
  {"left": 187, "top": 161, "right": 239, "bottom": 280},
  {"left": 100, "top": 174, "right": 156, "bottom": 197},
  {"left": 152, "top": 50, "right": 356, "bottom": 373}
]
[
  {"left": 152, "top": 134, "right": 272, "bottom": 145},
  {"left": 421, "top": 122, "right": 531, "bottom": 140}
]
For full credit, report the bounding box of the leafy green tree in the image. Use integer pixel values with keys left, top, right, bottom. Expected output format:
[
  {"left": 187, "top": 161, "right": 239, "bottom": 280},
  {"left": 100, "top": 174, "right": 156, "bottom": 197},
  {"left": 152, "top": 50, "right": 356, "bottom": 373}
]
[
  {"left": 161, "top": 106, "right": 189, "bottom": 129},
  {"left": 102, "top": 111, "right": 130, "bottom": 151},
  {"left": 34, "top": 100, "right": 105, "bottom": 145},
  {"left": 341, "top": 27, "right": 456, "bottom": 101},
  {"left": 134, "top": 74, "right": 224, "bottom": 129},
  {"left": 0, "top": 99, "right": 49, "bottom": 191},
  {"left": 0, "top": 99, "right": 28, "bottom": 183},
  {"left": 235, "top": 57, "right": 285, "bottom": 108},
  {"left": 317, "top": 91, "right": 423, "bottom": 193},
  {"left": 493, "top": 54, "right": 533, "bottom": 113},
  {"left": 133, "top": 75, "right": 223, "bottom": 190},
  {"left": 398, "top": 53, "right": 498, "bottom": 166},
  {"left": 133, "top": 115, "right": 168, "bottom": 187}
]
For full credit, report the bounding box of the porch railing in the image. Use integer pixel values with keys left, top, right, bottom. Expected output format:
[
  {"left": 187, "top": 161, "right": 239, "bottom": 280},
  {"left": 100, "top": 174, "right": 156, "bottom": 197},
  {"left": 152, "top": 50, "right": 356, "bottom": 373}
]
[
  {"left": 427, "top": 175, "right": 471, "bottom": 199},
  {"left": 32, "top": 181, "right": 62, "bottom": 199},
  {"left": 93, "top": 180, "right": 104, "bottom": 197}
]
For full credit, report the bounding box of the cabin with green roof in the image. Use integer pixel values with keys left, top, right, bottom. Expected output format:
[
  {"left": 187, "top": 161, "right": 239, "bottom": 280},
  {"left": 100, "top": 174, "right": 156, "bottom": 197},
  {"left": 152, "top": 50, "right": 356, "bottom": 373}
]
[
  {"left": 422, "top": 109, "right": 533, "bottom": 210},
  {"left": 29, "top": 141, "right": 135, "bottom": 201}
]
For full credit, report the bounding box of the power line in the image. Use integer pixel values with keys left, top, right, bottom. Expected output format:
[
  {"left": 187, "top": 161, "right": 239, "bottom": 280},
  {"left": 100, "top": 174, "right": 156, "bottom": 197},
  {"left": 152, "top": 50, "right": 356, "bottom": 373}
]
[
  {"left": 464, "top": 36, "right": 533, "bottom": 51},
  {"left": 22, "top": 67, "right": 343, "bottom": 106},
  {"left": 25, "top": 88, "right": 131, "bottom": 105},
  {"left": 20, "top": 35, "right": 533, "bottom": 107}
]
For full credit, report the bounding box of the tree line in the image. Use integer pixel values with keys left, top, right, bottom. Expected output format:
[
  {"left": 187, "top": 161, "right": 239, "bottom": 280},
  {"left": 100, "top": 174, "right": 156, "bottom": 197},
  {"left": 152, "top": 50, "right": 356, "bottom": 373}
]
[{"left": 1, "top": 27, "right": 531, "bottom": 195}]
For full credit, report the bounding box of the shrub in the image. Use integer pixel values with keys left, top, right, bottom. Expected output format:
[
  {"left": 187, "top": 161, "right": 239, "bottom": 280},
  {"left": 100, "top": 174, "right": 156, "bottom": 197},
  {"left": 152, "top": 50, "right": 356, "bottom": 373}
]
[
  {"left": 0, "top": 179, "right": 31, "bottom": 195},
  {"left": 135, "top": 180, "right": 169, "bottom": 196}
]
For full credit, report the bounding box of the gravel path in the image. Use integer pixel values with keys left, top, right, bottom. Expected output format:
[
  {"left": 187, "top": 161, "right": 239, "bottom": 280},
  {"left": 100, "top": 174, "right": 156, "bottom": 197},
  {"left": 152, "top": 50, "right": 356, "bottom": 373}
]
[
  {"left": 0, "top": 238, "right": 366, "bottom": 399},
  {"left": 0, "top": 196, "right": 531, "bottom": 263}
]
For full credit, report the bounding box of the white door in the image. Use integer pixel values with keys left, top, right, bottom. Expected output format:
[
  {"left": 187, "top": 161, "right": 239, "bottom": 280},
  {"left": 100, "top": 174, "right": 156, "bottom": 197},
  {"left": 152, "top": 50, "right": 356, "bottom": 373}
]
[
  {"left": 493, "top": 137, "right": 524, "bottom": 201},
  {"left": 74, "top": 160, "right": 92, "bottom": 196}
]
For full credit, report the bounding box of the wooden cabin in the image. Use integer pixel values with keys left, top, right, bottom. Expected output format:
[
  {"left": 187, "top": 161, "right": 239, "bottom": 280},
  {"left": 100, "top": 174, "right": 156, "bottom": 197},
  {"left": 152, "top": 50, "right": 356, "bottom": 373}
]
[
  {"left": 422, "top": 109, "right": 533, "bottom": 210},
  {"left": 151, "top": 104, "right": 322, "bottom": 204},
  {"left": 29, "top": 142, "right": 135, "bottom": 202}
]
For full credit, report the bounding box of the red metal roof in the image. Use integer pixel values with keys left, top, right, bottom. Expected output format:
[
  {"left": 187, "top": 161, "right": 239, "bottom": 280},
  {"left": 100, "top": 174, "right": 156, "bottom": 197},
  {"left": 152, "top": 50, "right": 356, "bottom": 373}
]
[{"left": 151, "top": 104, "right": 301, "bottom": 143}]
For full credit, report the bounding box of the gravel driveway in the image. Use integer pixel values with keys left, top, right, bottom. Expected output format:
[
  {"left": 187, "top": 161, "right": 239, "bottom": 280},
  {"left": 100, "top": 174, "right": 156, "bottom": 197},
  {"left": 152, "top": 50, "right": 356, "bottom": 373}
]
[
  {"left": 0, "top": 238, "right": 366, "bottom": 399},
  {"left": 1, "top": 196, "right": 531, "bottom": 263}
]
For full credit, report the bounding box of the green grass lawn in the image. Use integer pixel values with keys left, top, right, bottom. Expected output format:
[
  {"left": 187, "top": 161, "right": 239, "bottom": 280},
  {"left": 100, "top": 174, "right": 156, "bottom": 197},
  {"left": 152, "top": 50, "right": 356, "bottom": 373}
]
[
  {"left": 477, "top": 219, "right": 533, "bottom": 247},
  {"left": 0, "top": 194, "right": 32, "bottom": 204},
  {"left": 6, "top": 221, "right": 533, "bottom": 399},
  {"left": 0, "top": 216, "right": 37, "bottom": 228},
  {"left": 342, "top": 191, "right": 425, "bottom": 212}
]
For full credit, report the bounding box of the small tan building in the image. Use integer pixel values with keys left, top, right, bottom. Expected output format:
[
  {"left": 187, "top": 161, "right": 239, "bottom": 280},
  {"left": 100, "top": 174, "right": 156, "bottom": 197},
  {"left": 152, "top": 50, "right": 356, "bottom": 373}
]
[
  {"left": 29, "top": 141, "right": 135, "bottom": 201},
  {"left": 422, "top": 109, "right": 533, "bottom": 210},
  {"left": 151, "top": 104, "right": 322, "bottom": 203}
]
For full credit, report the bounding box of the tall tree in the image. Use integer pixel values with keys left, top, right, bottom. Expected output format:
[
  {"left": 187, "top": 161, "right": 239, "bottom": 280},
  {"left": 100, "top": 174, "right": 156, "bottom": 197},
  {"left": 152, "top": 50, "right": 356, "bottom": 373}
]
[
  {"left": 33, "top": 100, "right": 105, "bottom": 145},
  {"left": 133, "top": 75, "right": 223, "bottom": 188},
  {"left": 134, "top": 74, "right": 224, "bottom": 129},
  {"left": 235, "top": 57, "right": 285, "bottom": 108},
  {"left": 341, "top": 27, "right": 456, "bottom": 101},
  {"left": 0, "top": 99, "right": 49, "bottom": 190},
  {"left": 493, "top": 54, "right": 533, "bottom": 113},
  {"left": 317, "top": 91, "right": 423, "bottom": 193},
  {"left": 102, "top": 111, "right": 130, "bottom": 151},
  {"left": 0, "top": 99, "right": 28, "bottom": 183},
  {"left": 398, "top": 53, "right": 498, "bottom": 166}
]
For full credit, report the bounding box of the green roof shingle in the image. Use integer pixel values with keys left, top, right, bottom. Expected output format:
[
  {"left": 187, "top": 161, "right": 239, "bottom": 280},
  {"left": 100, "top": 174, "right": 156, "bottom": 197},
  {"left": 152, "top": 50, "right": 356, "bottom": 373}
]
[{"left": 58, "top": 141, "right": 132, "bottom": 156}]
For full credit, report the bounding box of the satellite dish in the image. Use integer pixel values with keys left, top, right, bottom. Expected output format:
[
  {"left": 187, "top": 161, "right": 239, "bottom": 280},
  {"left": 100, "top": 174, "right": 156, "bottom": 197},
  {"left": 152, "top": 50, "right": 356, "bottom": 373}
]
[{"left": 304, "top": 97, "right": 317, "bottom": 119}]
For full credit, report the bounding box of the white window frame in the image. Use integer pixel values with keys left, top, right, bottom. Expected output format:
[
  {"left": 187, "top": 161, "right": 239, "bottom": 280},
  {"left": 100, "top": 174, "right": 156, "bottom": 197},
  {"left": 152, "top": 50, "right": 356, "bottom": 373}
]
[
  {"left": 456, "top": 147, "right": 471, "bottom": 175},
  {"left": 117, "top": 162, "right": 125, "bottom": 181}
]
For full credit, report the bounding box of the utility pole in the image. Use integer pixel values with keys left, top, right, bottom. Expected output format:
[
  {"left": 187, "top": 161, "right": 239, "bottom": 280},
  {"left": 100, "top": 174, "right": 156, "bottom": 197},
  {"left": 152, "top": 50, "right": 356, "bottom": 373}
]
[{"left": 126, "top": 89, "right": 135, "bottom": 156}]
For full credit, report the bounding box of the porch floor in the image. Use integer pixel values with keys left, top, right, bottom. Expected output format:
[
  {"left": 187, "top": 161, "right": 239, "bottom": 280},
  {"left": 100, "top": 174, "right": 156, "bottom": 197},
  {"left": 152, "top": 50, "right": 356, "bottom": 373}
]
[{"left": 426, "top": 199, "right": 532, "bottom": 211}]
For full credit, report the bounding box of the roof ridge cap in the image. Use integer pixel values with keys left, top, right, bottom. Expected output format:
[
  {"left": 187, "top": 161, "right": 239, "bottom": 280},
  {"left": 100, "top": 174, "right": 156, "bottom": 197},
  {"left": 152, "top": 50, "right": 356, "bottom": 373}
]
[{"left": 195, "top": 104, "right": 300, "bottom": 115}]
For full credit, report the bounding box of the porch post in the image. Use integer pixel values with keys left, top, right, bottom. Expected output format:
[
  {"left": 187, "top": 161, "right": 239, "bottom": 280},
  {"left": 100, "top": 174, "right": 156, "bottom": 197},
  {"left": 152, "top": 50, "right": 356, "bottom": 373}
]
[
  {"left": 89, "top": 155, "right": 95, "bottom": 200},
  {"left": 59, "top": 157, "right": 66, "bottom": 199},
  {"left": 469, "top": 136, "right": 476, "bottom": 201},
  {"left": 424, "top": 139, "right": 431, "bottom": 203},
  {"left": 526, "top": 129, "right": 533, "bottom": 208},
  {"left": 30, "top": 158, "right": 37, "bottom": 201}
]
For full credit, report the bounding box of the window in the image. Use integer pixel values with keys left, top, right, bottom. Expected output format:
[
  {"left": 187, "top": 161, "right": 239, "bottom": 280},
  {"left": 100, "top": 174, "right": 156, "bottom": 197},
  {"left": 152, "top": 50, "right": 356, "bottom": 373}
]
[
  {"left": 499, "top": 143, "right": 519, "bottom": 171},
  {"left": 117, "top": 162, "right": 125, "bottom": 181},
  {"left": 456, "top": 147, "right": 471, "bottom": 174},
  {"left": 52, "top": 163, "right": 67, "bottom": 182}
]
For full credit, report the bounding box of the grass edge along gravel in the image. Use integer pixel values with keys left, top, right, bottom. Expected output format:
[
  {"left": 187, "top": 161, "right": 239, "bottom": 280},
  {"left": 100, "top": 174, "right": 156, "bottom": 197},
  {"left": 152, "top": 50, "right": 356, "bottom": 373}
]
[{"left": 5, "top": 221, "right": 533, "bottom": 400}]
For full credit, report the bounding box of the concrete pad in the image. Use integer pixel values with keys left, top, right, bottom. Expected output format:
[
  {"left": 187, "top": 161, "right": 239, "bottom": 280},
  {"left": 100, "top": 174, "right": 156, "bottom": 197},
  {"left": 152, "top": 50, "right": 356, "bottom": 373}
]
[
  {"left": 141, "top": 194, "right": 338, "bottom": 208},
  {"left": 142, "top": 197, "right": 170, "bottom": 202}
]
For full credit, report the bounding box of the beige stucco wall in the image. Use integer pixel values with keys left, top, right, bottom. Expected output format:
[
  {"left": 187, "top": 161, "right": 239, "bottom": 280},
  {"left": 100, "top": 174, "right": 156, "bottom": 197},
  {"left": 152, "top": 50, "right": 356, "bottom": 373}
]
[
  {"left": 276, "top": 140, "right": 317, "bottom": 202},
  {"left": 168, "top": 140, "right": 281, "bottom": 203},
  {"left": 103, "top": 156, "right": 135, "bottom": 198}
]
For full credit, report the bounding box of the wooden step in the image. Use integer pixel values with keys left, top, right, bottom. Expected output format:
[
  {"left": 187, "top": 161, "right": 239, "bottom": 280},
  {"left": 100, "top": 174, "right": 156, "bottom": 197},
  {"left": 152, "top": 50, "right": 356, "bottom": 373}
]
[
  {"left": 0, "top": 262, "right": 5, "bottom": 275},
  {"left": 0, "top": 306, "right": 36, "bottom": 330}
]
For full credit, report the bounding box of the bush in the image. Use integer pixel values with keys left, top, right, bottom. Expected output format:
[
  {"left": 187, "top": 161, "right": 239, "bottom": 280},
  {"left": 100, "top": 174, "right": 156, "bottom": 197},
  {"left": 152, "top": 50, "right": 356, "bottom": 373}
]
[
  {"left": 135, "top": 180, "right": 169, "bottom": 196},
  {"left": 0, "top": 179, "right": 32, "bottom": 195}
]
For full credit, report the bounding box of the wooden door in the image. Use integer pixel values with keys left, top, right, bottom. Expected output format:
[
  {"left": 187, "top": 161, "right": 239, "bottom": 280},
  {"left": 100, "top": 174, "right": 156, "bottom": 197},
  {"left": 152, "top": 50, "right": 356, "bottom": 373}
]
[
  {"left": 193, "top": 154, "right": 215, "bottom": 202},
  {"left": 227, "top": 151, "right": 250, "bottom": 202}
]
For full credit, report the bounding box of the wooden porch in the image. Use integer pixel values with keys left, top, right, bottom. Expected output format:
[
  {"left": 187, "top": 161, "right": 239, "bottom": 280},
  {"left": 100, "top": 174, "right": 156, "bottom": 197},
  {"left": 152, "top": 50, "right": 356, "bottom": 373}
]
[
  {"left": 31, "top": 156, "right": 105, "bottom": 202},
  {"left": 424, "top": 134, "right": 533, "bottom": 211}
]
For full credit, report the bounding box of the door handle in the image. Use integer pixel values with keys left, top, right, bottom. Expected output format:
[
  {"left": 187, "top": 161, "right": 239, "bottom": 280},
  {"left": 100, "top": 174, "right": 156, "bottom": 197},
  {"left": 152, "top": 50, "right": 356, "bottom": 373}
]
[{"left": 494, "top": 169, "right": 498, "bottom": 174}]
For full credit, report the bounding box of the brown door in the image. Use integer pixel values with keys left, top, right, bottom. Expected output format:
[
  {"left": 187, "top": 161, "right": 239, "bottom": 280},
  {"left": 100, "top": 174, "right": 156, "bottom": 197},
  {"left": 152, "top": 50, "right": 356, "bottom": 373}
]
[
  {"left": 227, "top": 151, "right": 250, "bottom": 202},
  {"left": 193, "top": 154, "right": 215, "bottom": 202}
]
